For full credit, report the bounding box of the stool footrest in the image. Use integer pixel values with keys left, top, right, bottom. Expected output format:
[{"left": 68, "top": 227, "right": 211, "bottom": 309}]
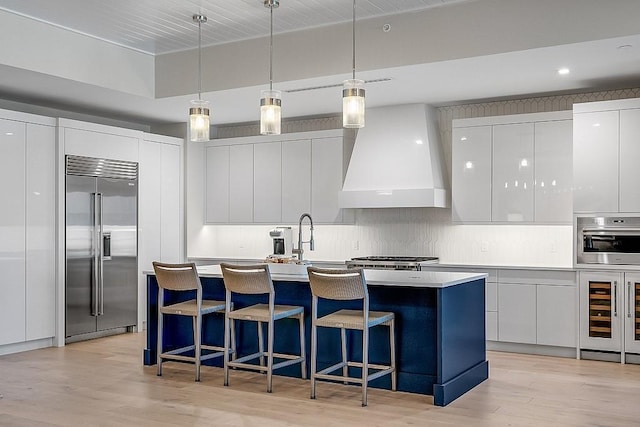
[
  {"left": 228, "top": 351, "right": 305, "bottom": 372},
  {"left": 314, "top": 361, "right": 394, "bottom": 385}
]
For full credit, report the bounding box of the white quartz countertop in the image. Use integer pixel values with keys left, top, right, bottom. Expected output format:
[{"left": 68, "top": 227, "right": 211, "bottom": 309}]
[{"left": 145, "top": 264, "right": 487, "bottom": 289}]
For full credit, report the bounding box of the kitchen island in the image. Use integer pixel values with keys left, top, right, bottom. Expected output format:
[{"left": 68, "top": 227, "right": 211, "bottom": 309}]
[{"left": 144, "top": 265, "right": 488, "bottom": 406}]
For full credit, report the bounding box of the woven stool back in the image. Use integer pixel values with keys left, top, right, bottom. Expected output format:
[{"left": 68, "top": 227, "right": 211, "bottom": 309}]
[{"left": 307, "top": 267, "right": 367, "bottom": 301}]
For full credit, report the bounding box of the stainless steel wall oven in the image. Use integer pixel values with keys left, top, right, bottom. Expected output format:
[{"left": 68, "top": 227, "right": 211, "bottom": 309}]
[{"left": 577, "top": 216, "right": 640, "bottom": 265}]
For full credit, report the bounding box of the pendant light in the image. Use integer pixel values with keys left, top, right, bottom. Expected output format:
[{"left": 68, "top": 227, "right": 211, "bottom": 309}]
[
  {"left": 343, "top": 0, "right": 365, "bottom": 129},
  {"left": 260, "top": 0, "right": 281, "bottom": 135},
  {"left": 189, "top": 14, "right": 210, "bottom": 142}
]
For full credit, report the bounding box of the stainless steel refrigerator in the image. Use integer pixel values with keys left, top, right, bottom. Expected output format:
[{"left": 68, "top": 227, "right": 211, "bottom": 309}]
[{"left": 65, "top": 155, "right": 138, "bottom": 340}]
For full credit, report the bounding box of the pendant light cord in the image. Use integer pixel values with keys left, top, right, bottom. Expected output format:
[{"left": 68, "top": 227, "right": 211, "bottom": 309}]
[
  {"left": 198, "top": 18, "right": 202, "bottom": 101},
  {"left": 269, "top": 5, "right": 274, "bottom": 91},
  {"left": 352, "top": 0, "right": 356, "bottom": 80}
]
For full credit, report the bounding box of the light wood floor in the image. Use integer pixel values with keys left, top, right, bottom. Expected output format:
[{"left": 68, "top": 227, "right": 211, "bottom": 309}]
[{"left": 1, "top": 334, "right": 640, "bottom": 426}]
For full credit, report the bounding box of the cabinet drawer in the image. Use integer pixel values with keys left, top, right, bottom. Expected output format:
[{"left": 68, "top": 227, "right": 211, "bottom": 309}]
[{"left": 498, "top": 269, "right": 576, "bottom": 286}]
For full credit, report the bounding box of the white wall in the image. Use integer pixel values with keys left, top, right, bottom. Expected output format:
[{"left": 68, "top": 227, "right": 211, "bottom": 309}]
[{"left": 187, "top": 87, "right": 640, "bottom": 268}]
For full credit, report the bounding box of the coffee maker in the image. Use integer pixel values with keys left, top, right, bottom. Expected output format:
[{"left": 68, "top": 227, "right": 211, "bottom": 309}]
[{"left": 269, "top": 227, "right": 293, "bottom": 257}]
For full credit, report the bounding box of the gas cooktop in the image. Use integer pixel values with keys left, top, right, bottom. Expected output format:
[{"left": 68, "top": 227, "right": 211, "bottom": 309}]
[{"left": 346, "top": 256, "right": 439, "bottom": 271}]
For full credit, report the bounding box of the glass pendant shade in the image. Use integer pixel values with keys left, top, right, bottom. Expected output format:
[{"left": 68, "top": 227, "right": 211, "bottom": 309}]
[
  {"left": 260, "top": 90, "right": 282, "bottom": 135},
  {"left": 189, "top": 99, "right": 210, "bottom": 142},
  {"left": 343, "top": 79, "right": 365, "bottom": 129}
]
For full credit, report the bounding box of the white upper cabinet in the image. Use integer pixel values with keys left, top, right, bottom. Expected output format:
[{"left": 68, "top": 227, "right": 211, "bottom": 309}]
[
  {"left": 282, "top": 139, "right": 311, "bottom": 223},
  {"left": 229, "top": 144, "right": 254, "bottom": 223},
  {"left": 492, "top": 123, "right": 535, "bottom": 222},
  {"left": 204, "top": 130, "right": 348, "bottom": 224},
  {"left": 619, "top": 109, "right": 640, "bottom": 212},
  {"left": 205, "top": 145, "right": 230, "bottom": 223},
  {"left": 0, "top": 119, "right": 27, "bottom": 346},
  {"left": 534, "top": 120, "right": 573, "bottom": 223},
  {"left": 312, "top": 136, "right": 344, "bottom": 223},
  {"left": 451, "top": 126, "right": 492, "bottom": 222},
  {"left": 453, "top": 111, "right": 572, "bottom": 224},
  {"left": 254, "top": 142, "right": 282, "bottom": 223},
  {"left": 573, "top": 110, "right": 619, "bottom": 213}
]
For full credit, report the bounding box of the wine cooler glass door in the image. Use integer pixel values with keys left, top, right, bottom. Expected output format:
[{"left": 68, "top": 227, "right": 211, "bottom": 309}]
[{"left": 580, "top": 272, "right": 622, "bottom": 352}]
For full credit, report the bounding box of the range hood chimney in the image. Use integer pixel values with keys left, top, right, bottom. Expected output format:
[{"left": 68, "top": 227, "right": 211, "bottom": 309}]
[{"left": 339, "top": 104, "right": 449, "bottom": 208}]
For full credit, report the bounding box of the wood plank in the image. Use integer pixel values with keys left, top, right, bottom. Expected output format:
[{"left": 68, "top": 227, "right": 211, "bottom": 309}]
[{"left": 1, "top": 333, "right": 640, "bottom": 426}]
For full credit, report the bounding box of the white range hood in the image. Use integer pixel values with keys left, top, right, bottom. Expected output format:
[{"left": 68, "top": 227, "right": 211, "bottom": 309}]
[{"left": 339, "top": 104, "right": 449, "bottom": 208}]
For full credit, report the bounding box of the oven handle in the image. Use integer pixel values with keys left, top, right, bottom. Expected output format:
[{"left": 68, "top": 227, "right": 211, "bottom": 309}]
[{"left": 582, "top": 228, "right": 640, "bottom": 235}]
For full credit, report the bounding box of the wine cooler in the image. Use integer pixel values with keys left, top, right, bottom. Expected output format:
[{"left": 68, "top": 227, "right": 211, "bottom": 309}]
[
  {"left": 588, "top": 282, "right": 613, "bottom": 339},
  {"left": 580, "top": 272, "right": 640, "bottom": 357},
  {"left": 580, "top": 272, "right": 622, "bottom": 353}
]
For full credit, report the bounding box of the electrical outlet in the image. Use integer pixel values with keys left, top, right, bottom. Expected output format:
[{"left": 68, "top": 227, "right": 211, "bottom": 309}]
[
  {"left": 481, "top": 241, "right": 489, "bottom": 252},
  {"left": 352, "top": 240, "right": 359, "bottom": 251},
  {"left": 551, "top": 242, "right": 557, "bottom": 253}
]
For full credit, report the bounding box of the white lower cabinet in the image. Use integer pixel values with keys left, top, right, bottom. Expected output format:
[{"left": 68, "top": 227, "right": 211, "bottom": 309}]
[
  {"left": 498, "top": 283, "right": 537, "bottom": 344},
  {"left": 498, "top": 269, "right": 577, "bottom": 348},
  {"left": 486, "top": 281, "right": 498, "bottom": 341},
  {"left": 536, "top": 284, "right": 576, "bottom": 347},
  {"left": 579, "top": 271, "right": 640, "bottom": 356}
]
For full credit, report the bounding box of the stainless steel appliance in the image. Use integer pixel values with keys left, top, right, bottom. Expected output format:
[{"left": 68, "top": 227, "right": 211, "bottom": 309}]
[
  {"left": 269, "top": 226, "right": 293, "bottom": 257},
  {"left": 346, "top": 256, "right": 439, "bottom": 271},
  {"left": 577, "top": 216, "right": 640, "bottom": 265},
  {"left": 65, "top": 155, "right": 138, "bottom": 340}
]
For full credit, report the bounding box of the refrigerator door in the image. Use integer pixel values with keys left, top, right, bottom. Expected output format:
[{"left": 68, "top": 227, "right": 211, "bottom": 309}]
[
  {"left": 66, "top": 175, "right": 98, "bottom": 337},
  {"left": 96, "top": 177, "right": 138, "bottom": 331}
]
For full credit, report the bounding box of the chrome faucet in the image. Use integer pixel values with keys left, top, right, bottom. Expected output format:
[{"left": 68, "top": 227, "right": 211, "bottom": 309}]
[{"left": 293, "top": 213, "right": 314, "bottom": 261}]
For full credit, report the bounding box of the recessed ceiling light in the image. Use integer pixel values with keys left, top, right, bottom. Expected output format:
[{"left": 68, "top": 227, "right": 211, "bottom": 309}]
[
  {"left": 5, "top": 132, "right": 13, "bottom": 136},
  {"left": 415, "top": 139, "right": 423, "bottom": 145},
  {"left": 558, "top": 68, "right": 570, "bottom": 75},
  {"left": 460, "top": 136, "right": 467, "bottom": 141}
]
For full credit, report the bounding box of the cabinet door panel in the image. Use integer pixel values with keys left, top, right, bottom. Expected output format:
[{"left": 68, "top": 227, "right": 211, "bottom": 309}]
[
  {"left": 452, "top": 126, "right": 492, "bottom": 222},
  {"left": 0, "top": 119, "right": 26, "bottom": 345},
  {"left": 254, "top": 142, "right": 282, "bottom": 223},
  {"left": 205, "top": 145, "right": 230, "bottom": 223},
  {"left": 537, "top": 285, "right": 576, "bottom": 347},
  {"left": 282, "top": 139, "right": 311, "bottom": 223},
  {"left": 624, "top": 273, "right": 640, "bottom": 354},
  {"left": 25, "top": 124, "right": 56, "bottom": 340},
  {"left": 498, "top": 283, "right": 536, "bottom": 344},
  {"left": 620, "top": 109, "right": 640, "bottom": 212},
  {"left": 229, "top": 144, "right": 254, "bottom": 223},
  {"left": 534, "top": 120, "right": 573, "bottom": 223},
  {"left": 312, "top": 137, "right": 343, "bottom": 223},
  {"left": 492, "top": 123, "right": 534, "bottom": 222},
  {"left": 160, "top": 143, "right": 182, "bottom": 262},
  {"left": 573, "top": 111, "right": 619, "bottom": 213}
]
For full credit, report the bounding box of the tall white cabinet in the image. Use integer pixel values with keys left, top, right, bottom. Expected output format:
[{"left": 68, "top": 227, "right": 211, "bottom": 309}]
[
  {"left": 0, "top": 112, "right": 56, "bottom": 351},
  {"left": 452, "top": 111, "right": 573, "bottom": 224}
]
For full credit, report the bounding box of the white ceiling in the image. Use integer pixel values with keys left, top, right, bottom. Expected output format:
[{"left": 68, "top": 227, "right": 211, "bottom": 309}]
[
  {"left": 0, "top": 0, "right": 639, "bottom": 128},
  {"left": 0, "top": 0, "right": 469, "bottom": 54}
]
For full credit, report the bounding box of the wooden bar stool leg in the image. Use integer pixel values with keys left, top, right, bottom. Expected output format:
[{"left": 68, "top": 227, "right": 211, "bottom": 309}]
[
  {"left": 390, "top": 318, "right": 397, "bottom": 391},
  {"left": 299, "top": 313, "right": 307, "bottom": 380}
]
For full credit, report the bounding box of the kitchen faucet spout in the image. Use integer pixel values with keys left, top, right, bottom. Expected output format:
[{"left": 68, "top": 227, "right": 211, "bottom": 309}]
[{"left": 293, "top": 213, "right": 314, "bottom": 261}]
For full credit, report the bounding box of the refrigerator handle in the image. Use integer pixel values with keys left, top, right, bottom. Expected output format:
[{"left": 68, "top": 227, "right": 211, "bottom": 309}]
[
  {"left": 98, "top": 193, "right": 104, "bottom": 316},
  {"left": 91, "top": 192, "right": 99, "bottom": 317}
]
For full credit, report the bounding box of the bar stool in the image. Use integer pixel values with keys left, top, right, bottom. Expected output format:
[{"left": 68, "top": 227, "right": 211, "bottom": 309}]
[
  {"left": 307, "top": 266, "right": 396, "bottom": 406},
  {"left": 153, "top": 261, "right": 235, "bottom": 381},
  {"left": 220, "top": 263, "right": 306, "bottom": 393}
]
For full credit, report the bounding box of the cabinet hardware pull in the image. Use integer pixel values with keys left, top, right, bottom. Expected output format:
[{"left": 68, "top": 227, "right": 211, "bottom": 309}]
[
  {"left": 629, "top": 282, "right": 633, "bottom": 318},
  {"left": 613, "top": 281, "right": 618, "bottom": 317}
]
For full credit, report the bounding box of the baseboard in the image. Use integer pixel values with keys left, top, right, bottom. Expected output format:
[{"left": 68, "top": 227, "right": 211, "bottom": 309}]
[
  {"left": 0, "top": 337, "right": 54, "bottom": 356},
  {"left": 487, "top": 341, "right": 577, "bottom": 358}
]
